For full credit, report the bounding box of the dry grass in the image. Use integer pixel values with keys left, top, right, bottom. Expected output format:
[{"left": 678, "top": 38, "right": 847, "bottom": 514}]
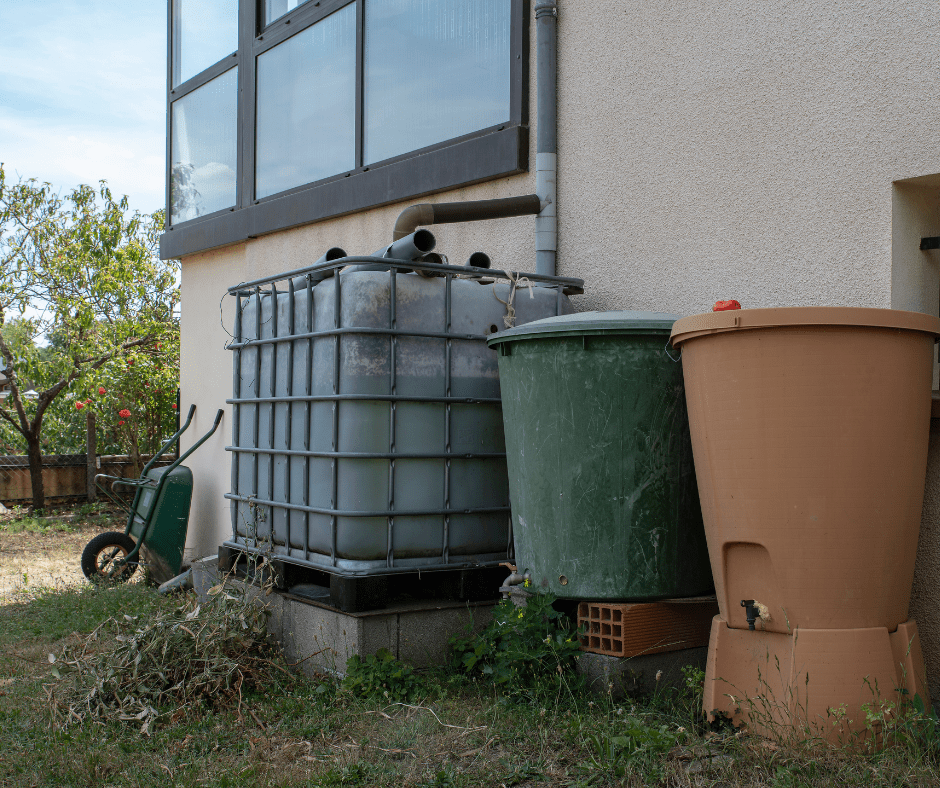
[{"left": 0, "top": 502, "right": 127, "bottom": 600}]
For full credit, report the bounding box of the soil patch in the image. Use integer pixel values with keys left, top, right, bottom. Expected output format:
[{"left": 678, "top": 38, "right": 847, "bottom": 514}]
[{"left": 0, "top": 505, "right": 127, "bottom": 600}]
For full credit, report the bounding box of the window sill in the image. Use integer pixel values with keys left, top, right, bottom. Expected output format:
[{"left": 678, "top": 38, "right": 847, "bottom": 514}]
[{"left": 160, "top": 125, "right": 528, "bottom": 260}]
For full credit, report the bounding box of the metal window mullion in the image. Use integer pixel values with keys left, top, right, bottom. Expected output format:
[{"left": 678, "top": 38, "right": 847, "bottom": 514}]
[
  {"left": 165, "top": 0, "right": 175, "bottom": 221},
  {"left": 355, "top": 0, "right": 364, "bottom": 168},
  {"left": 331, "top": 270, "right": 342, "bottom": 566},
  {"left": 304, "top": 276, "right": 314, "bottom": 563},
  {"left": 252, "top": 286, "right": 262, "bottom": 548},
  {"left": 238, "top": 0, "right": 256, "bottom": 210},
  {"left": 387, "top": 268, "right": 396, "bottom": 567},
  {"left": 443, "top": 274, "right": 452, "bottom": 564}
]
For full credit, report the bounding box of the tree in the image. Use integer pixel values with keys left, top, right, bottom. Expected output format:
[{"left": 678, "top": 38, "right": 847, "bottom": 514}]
[
  {"left": 0, "top": 164, "right": 180, "bottom": 509},
  {"left": 76, "top": 333, "right": 180, "bottom": 474}
]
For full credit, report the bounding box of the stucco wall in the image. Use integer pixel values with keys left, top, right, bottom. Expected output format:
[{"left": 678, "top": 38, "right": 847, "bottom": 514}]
[{"left": 180, "top": 0, "right": 940, "bottom": 692}]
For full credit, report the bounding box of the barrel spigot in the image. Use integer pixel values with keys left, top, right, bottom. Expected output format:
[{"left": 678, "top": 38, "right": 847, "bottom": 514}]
[{"left": 741, "top": 600, "right": 759, "bottom": 630}]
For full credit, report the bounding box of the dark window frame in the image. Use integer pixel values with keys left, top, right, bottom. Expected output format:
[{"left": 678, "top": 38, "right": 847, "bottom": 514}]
[{"left": 161, "top": 0, "right": 529, "bottom": 259}]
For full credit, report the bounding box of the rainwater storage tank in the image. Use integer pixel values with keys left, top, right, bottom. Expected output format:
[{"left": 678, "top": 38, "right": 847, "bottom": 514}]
[
  {"left": 225, "top": 258, "right": 582, "bottom": 578},
  {"left": 487, "top": 311, "right": 712, "bottom": 600}
]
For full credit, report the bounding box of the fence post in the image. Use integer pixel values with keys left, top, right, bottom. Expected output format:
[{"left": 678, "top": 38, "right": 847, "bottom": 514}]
[{"left": 86, "top": 412, "right": 96, "bottom": 503}]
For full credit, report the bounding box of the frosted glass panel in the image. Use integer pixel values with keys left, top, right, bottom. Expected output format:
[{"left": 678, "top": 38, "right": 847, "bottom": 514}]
[
  {"left": 172, "top": 0, "right": 238, "bottom": 87},
  {"left": 364, "top": 0, "right": 511, "bottom": 165},
  {"left": 264, "top": 0, "right": 314, "bottom": 26},
  {"left": 256, "top": 5, "right": 357, "bottom": 199},
  {"left": 170, "top": 68, "right": 238, "bottom": 223}
]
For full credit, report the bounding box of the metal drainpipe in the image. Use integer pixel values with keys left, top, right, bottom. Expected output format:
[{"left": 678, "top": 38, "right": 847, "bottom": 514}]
[
  {"left": 390, "top": 1, "right": 559, "bottom": 277},
  {"left": 534, "top": 0, "right": 557, "bottom": 278}
]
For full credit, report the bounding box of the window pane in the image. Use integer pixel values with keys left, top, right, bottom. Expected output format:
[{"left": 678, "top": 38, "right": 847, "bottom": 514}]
[
  {"left": 172, "top": 0, "right": 238, "bottom": 87},
  {"left": 170, "top": 68, "right": 238, "bottom": 224},
  {"left": 255, "top": 5, "right": 357, "bottom": 199},
  {"left": 264, "top": 0, "right": 314, "bottom": 26},
  {"left": 364, "top": 0, "right": 511, "bottom": 165}
]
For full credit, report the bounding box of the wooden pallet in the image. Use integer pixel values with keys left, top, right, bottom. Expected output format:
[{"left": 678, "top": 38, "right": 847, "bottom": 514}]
[{"left": 218, "top": 545, "right": 505, "bottom": 613}]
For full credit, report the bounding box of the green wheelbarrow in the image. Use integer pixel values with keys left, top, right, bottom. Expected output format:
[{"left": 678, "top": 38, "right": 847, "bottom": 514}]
[{"left": 81, "top": 405, "right": 223, "bottom": 584}]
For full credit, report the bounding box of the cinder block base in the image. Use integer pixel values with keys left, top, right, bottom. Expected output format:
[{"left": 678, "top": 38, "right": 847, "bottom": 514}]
[
  {"left": 578, "top": 647, "right": 708, "bottom": 700},
  {"left": 193, "top": 558, "right": 494, "bottom": 677}
]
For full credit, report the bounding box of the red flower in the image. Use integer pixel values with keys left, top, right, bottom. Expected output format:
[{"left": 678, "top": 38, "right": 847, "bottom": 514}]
[
  {"left": 171, "top": 404, "right": 177, "bottom": 409},
  {"left": 119, "top": 408, "right": 132, "bottom": 418},
  {"left": 75, "top": 402, "right": 84, "bottom": 410},
  {"left": 98, "top": 387, "right": 106, "bottom": 395},
  {"left": 85, "top": 398, "right": 92, "bottom": 404},
  {"left": 118, "top": 420, "right": 125, "bottom": 426},
  {"left": 127, "top": 359, "right": 134, "bottom": 366}
]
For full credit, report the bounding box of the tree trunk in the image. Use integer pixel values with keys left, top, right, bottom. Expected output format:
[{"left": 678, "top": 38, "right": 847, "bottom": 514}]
[
  {"left": 26, "top": 433, "right": 45, "bottom": 511},
  {"left": 128, "top": 429, "right": 142, "bottom": 478},
  {"left": 86, "top": 411, "right": 97, "bottom": 503}
]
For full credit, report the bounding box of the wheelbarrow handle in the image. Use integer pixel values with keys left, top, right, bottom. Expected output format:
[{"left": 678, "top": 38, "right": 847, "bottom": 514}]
[
  {"left": 139, "top": 404, "right": 198, "bottom": 477},
  {"left": 161, "top": 409, "right": 225, "bottom": 476}
]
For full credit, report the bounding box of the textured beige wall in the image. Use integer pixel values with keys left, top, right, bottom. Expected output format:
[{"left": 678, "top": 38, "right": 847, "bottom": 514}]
[{"left": 180, "top": 0, "right": 940, "bottom": 689}]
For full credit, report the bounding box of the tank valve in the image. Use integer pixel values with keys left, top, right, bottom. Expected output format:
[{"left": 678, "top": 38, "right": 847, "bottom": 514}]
[{"left": 741, "top": 599, "right": 759, "bottom": 630}]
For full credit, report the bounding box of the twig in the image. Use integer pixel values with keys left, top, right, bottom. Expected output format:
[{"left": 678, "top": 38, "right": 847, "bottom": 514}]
[
  {"left": 248, "top": 708, "right": 267, "bottom": 730},
  {"left": 389, "top": 703, "right": 488, "bottom": 732}
]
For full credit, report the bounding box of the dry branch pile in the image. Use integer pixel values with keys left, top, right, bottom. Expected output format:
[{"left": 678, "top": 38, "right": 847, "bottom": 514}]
[{"left": 47, "top": 577, "right": 285, "bottom": 733}]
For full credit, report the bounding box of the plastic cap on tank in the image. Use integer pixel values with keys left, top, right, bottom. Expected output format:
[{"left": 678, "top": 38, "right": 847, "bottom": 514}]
[{"left": 713, "top": 300, "right": 742, "bottom": 312}]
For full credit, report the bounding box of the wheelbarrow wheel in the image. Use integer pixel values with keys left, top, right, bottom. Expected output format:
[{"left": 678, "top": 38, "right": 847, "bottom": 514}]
[{"left": 81, "top": 532, "right": 139, "bottom": 583}]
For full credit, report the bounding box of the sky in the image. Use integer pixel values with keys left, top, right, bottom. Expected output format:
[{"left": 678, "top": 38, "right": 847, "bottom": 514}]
[{"left": 0, "top": 0, "right": 167, "bottom": 217}]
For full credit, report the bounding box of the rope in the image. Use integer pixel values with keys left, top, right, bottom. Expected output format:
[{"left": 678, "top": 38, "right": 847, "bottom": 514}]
[{"left": 493, "top": 270, "right": 536, "bottom": 329}]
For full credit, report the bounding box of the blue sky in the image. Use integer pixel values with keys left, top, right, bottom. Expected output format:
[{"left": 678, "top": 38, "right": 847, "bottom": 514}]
[{"left": 0, "top": 0, "right": 167, "bottom": 217}]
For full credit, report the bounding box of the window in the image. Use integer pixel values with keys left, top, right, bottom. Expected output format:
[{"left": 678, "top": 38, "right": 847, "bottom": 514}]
[{"left": 162, "top": 0, "right": 528, "bottom": 259}]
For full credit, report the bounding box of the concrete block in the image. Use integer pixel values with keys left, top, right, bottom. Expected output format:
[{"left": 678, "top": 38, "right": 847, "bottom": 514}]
[
  {"left": 194, "top": 570, "right": 497, "bottom": 678},
  {"left": 398, "top": 604, "right": 491, "bottom": 668},
  {"left": 191, "top": 555, "right": 219, "bottom": 599},
  {"left": 578, "top": 647, "right": 707, "bottom": 700}
]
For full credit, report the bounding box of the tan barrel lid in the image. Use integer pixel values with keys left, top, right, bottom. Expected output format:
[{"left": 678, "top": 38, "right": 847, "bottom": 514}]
[{"left": 670, "top": 307, "right": 940, "bottom": 347}]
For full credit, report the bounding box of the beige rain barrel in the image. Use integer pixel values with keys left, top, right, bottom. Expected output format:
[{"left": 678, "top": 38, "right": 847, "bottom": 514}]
[{"left": 671, "top": 307, "right": 940, "bottom": 739}]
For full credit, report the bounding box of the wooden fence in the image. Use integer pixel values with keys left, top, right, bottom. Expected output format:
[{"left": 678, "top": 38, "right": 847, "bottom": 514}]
[{"left": 0, "top": 454, "right": 172, "bottom": 505}]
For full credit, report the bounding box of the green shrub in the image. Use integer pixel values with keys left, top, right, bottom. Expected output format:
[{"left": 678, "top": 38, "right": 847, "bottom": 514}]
[
  {"left": 449, "top": 593, "right": 581, "bottom": 693},
  {"left": 342, "top": 648, "right": 424, "bottom": 702}
]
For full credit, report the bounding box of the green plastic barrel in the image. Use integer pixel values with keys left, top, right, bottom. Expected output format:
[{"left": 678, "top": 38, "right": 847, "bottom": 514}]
[{"left": 487, "top": 311, "right": 712, "bottom": 600}]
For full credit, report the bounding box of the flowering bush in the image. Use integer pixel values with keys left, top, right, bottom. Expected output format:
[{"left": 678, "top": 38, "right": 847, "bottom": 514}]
[{"left": 24, "top": 329, "right": 181, "bottom": 466}]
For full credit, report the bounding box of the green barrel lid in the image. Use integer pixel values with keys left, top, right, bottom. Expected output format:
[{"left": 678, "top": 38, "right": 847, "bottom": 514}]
[{"left": 486, "top": 310, "right": 680, "bottom": 347}]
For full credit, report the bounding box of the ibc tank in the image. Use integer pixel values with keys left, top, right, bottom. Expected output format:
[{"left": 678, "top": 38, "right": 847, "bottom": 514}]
[{"left": 225, "top": 257, "right": 582, "bottom": 577}]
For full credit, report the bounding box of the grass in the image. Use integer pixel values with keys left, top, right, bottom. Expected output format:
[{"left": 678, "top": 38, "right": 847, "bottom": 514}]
[
  {"left": 1, "top": 582, "right": 940, "bottom": 786},
  {"left": 0, "top": 501, "right": 121, "bottom": 535}
]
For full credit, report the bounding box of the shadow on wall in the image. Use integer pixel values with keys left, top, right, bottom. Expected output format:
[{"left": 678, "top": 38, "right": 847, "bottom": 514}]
[{"left": 913, "top": 418, "right": 940, "bottom": 703}]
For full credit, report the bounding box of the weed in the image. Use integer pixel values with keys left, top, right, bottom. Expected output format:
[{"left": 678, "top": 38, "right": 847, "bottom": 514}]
[
  {"left": 343, "top": 647, "right": 425, "bottom": 702},
  {"left": 449, "top": 592, "right": 581, "bottom": 696},
  {"left": 583, "top": 714, "right": 683, "bottom": 779},
  {"left": 416, "top": 766, "right": 457, "bottom": 787}
]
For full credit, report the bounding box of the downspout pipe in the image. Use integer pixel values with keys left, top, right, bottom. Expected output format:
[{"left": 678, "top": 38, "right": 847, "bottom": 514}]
[
  {"left": 534, "top": 0, "right": 558, "bottom": 278},
  {"left": 392, "top": 195, "right": 542, "bottom": 241}
]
